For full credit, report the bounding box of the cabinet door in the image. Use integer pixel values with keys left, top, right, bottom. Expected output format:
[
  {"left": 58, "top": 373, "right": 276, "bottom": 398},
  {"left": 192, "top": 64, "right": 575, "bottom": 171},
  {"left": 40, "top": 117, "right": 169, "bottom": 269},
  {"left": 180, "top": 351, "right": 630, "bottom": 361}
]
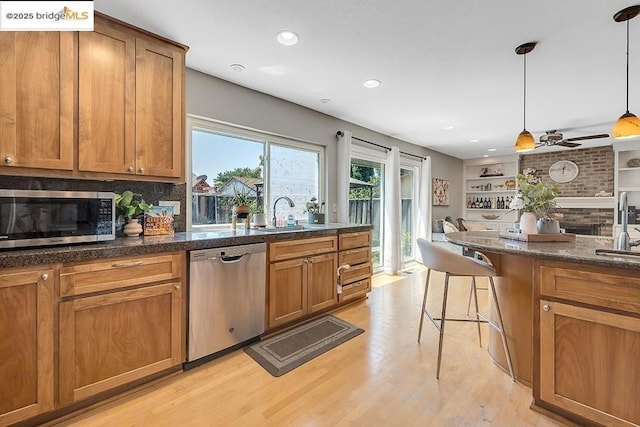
[
  {"left": 0, "top": 268, "right": 54, "bottom": 426},
  {"left": 135, "top": 38, "right": 183, "bottom": 179},
  {"left": 308, "top": 252, "right": 337, "bottom": 313},
  {"left": 78, "top": 21, "right": 136, "bottom": 175},
  {"left": 539, "top": 300, "right": 640, "bottom": 426},
  {"left": 268, "top": 258, "right": 308, "bottom": 329},
  {"left": 0, "top": 32, "right": 73, "bottom": 170},
  {"left": 59, "top": 282, "right": 183, "bottom": 405}
]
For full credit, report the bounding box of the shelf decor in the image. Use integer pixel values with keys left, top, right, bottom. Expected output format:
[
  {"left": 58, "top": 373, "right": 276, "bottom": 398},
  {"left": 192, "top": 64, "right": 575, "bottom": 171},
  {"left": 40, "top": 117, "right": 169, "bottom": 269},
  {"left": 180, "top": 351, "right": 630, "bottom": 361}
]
[{"left": 432, "top": 178, "right": 450, "bottom": 206}]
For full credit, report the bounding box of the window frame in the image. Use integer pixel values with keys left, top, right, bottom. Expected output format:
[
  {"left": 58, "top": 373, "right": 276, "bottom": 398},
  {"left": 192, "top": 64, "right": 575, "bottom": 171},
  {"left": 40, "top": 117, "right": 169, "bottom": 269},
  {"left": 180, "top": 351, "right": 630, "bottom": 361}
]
[{"left": 186, "top": 115, "right": 325, "bottom": 231}]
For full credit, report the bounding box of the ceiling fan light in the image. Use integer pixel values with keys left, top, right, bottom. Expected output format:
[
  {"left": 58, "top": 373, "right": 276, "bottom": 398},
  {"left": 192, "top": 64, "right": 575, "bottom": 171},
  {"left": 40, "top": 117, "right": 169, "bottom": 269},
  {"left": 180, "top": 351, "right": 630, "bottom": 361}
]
[
  {"left": 515, "top": 130, "right": 535, "bottom": 152},
  {"left": 613, "top": 111, "right": 640, "bottom": 139}
]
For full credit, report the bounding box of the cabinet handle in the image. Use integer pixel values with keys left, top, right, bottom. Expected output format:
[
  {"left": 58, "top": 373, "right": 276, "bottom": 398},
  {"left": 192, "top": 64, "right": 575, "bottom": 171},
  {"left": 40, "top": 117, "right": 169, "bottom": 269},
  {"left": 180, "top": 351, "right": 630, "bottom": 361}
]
[
  {"left": 138, "top": 167, "right": 144, "bottom": 174},
  {"left": 174, "top": 285, "right": 180, "bottom": 291},
  {"left": 112, "top": 261, "right": 144, "bottom": 268},
  {"left": 3, "top": 156, "right": 13, "bottom": 164},
  {"left": 542, "top": 304, "right": 551, "bottom": 312},
  {"left": 127, "top": 166, "right": 134, "bottom": 172},
  {"left": 40, "top": 273, "right": 49, "bottom": 281}
]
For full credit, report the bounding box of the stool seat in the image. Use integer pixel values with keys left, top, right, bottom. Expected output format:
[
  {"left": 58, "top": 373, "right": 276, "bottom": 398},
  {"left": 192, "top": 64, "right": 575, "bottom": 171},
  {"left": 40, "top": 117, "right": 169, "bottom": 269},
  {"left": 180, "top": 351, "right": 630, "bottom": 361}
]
[{"left": 416, "top": 238, "right": 515, "bottom": 381}]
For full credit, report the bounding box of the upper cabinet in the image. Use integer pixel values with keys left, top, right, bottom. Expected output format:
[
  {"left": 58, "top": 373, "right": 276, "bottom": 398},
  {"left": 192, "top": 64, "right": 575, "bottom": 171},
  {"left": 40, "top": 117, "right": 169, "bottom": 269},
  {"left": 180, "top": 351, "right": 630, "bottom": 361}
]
[
  {"left": 0, "top": 32, "right": 74, "bottom": 170},
  {"left": 78, "top": 16, "right": 184, "bottom": 180},
  {"left": 0, "top": 13, "right": 187, "bottom": 183}
]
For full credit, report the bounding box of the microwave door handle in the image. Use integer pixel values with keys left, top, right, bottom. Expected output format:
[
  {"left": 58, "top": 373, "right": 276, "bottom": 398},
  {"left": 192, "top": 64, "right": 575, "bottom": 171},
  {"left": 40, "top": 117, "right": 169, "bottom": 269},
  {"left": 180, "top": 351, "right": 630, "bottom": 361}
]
[{"left": 5, "top": 198, "right": 16, "bottom": 235}]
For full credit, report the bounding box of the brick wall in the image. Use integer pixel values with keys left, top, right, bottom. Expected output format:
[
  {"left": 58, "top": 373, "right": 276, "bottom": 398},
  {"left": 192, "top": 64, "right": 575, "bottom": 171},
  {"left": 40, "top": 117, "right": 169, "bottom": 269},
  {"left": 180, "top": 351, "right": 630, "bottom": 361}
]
[{"left": 520, "top": 146, "right": 614, "bottom": 236}]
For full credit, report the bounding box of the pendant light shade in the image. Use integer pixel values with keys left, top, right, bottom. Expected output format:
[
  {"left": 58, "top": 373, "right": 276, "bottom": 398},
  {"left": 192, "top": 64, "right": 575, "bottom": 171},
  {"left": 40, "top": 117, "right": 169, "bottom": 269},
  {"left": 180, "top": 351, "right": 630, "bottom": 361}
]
[
  {"left": 514, "top": 42, "right": 536, "bottom": 152},
  {"left": 613, "top": 5, "right": 640, "bottom": 140}
]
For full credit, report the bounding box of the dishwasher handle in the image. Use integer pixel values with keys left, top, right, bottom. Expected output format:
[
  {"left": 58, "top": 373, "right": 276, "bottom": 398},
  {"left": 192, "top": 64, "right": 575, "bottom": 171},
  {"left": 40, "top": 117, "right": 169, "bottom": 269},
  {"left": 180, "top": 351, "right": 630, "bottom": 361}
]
[{"left": 208, "top": 254, "right": 246, "bottom": 264}]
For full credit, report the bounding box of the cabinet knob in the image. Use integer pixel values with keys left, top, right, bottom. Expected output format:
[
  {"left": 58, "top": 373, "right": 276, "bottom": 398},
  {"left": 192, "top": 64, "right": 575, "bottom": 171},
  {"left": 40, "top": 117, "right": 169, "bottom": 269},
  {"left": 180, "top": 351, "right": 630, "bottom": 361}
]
[
  {"left": 41, "top": 273, "right": 49, "bottom": 281},
  {"left": 138, "top": 167, "right": 144, "bottom": 174},
  {"left": 174, "top": 285, "right": 181, "bottom": 291},
  {"left": 542, "top": 304, "right": 551, "bottom": 312},
  {"left": 128, "top": 166, "right": 134, "bottom": 172},
  {"left": 4, "top": 156, "right": 13, "bottom": 164}
]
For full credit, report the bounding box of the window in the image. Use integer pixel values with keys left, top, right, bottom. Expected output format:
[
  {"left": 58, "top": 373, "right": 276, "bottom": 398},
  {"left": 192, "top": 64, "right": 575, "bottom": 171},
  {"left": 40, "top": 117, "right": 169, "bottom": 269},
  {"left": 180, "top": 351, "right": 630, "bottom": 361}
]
[{"left": 187, "top": 116, "right": 324, "bottom": 229}]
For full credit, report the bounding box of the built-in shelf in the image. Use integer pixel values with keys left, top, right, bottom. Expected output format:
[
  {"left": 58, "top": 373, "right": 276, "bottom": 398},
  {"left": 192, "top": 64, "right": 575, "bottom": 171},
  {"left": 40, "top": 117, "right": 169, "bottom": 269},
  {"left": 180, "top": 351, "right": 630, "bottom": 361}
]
[
  {"left": 466, "top": 190, "right": 516, "bottom": 195},
  {"left": 618, "top": 187, "right": 640, "bottom": 192},
  {"left": 467, "top": 175, "right": 516, "bottom": 181},
  {"left": 618, "top": 167, "right": 640, "bottom": 171}
]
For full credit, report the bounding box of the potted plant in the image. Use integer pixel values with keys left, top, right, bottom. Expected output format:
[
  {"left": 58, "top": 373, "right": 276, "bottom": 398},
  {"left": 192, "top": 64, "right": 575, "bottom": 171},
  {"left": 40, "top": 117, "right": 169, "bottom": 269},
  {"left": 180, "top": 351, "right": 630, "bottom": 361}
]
[
  {"left": 251, "top": 200, "right": 267, "bottom": 227},
  {"left": 231, "top": 186, "right": 252, "bottom": 219},
  {"left": 509, "top": 168, "right": 560, "bottom": 234},
  {"left": 115, "top": 190, "right": 153, "bottom": 237},
  {"left": 305, "top": 197, "right": 326, "bottom": 224}
]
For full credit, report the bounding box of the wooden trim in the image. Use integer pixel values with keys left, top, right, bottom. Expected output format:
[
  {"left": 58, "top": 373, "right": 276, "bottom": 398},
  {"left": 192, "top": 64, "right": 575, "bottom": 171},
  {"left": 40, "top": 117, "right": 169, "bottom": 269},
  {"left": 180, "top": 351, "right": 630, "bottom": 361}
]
[{"left": 59, "top": 31, "right": 74, "bottom": 170}]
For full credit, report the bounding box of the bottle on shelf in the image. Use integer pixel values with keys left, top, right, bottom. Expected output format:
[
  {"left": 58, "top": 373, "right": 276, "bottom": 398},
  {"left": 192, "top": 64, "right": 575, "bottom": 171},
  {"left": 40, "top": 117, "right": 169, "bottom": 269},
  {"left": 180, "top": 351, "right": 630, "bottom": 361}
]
[{"left": 471, "top": 198, "right": 476, "bottom": 208}]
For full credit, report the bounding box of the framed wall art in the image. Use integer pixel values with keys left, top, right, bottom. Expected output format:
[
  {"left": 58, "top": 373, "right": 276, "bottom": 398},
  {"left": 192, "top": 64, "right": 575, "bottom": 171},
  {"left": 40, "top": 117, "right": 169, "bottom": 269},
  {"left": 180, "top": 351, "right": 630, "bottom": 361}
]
[{"left": 432, "top": 178, "right": 450, "bottom": 206}]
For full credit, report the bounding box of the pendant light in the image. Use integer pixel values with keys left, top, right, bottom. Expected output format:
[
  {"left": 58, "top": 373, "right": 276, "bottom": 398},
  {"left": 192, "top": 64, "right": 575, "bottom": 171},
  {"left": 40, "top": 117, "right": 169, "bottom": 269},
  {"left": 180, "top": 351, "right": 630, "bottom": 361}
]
[
  {"left": 613, "top": 6, "right": 640, "bottom": 139},
  {"left": 514, "top": 42, "right": 537, "bottom": 152}
]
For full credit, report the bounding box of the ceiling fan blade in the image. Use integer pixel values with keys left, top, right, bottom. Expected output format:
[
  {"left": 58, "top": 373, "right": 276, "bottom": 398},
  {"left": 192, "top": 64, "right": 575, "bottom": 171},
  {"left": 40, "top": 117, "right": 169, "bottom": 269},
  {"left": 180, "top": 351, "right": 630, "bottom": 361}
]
[
  {"left": 564, "top": 133, "right": 609, "bottom": 142},
  {"left": 557, "top": 141, "right": 582, "bottom": 148}
]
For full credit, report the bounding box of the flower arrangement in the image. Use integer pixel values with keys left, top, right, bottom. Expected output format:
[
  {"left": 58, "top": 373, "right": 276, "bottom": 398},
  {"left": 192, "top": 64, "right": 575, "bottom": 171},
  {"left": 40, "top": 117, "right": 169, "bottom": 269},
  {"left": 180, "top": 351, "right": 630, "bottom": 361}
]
[
  {"left": 509, "top": 168, "right": 559, "bottom": 218},
  {"left": 305, "top": 197, "right": 324, "bottom": 214}
]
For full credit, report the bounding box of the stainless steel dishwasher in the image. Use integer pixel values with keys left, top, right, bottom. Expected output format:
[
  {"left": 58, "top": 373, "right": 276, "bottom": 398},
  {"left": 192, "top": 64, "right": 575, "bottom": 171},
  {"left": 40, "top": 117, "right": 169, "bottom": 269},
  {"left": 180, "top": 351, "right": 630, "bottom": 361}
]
[{"left": 188, "top": 243, "right": 266, "bottom": 364}]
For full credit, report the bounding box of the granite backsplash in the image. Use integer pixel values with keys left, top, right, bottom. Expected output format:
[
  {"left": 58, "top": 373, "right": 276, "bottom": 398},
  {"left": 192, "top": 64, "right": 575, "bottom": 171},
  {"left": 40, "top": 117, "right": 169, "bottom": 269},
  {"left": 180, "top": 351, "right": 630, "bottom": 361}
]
[{"left": 0, "top": 176, "right": 187, "bottom": 232}]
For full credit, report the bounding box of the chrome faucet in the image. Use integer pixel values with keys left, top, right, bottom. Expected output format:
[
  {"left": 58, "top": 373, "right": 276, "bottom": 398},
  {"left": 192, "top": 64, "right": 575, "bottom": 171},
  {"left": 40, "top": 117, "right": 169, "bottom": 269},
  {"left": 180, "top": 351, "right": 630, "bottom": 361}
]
[
  {"left": 617, "top": 191, "right": 640, "bottom": 251},
  {"left": 272, "top": 196, "right": 295, "bottom": 227}
]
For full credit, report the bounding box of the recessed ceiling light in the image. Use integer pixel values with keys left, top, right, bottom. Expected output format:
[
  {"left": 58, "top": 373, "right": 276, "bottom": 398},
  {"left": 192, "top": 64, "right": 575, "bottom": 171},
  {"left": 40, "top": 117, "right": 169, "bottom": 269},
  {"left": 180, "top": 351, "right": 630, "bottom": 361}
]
[
  {"left": 230, "top": 63, "right": 245, "bottom": 72},
  {"left": 488, "top": 148, "right": 497, "bottom": 152},
  {"left": 483, "top": 155, "right": 489, "bottom": 158},
  {"left": 363, "top": 79, "right": 381, "bottom": 88},
  {"left": 320, "top": 98, "right": 331, "bottom": 104},
  {"left": 470, "top": 139, "right": 480, "bottom": 143},
  {"left": 276, "top": 30, "right": 299, "bottom": 46},
  {"left": 442, "top": 125, "right": 455, "bottom": 130}
]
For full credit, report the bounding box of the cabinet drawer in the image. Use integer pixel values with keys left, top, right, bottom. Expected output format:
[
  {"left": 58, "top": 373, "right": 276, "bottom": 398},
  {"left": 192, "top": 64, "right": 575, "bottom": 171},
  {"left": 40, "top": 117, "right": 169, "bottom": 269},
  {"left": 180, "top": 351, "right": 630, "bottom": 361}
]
[
  {"left": 60, "top": 252, "right": 183, "bottom": 297},
  {"left": 540, "top": 265, "right": 640, "bottom": 315},
  {"left": 339, "top": 278, "right": 371, "bottom": 303},
  {"left": 269, "top": 236, "right": 337, "bottom": 262},
  {"left": 339, "top": 231, "right": 372, "bottom": 251},
  {"left": 340, "top": 262, "right": 372, "bottom": 285},
  {"left": 339, "top": 247, "right": 371, "bottom": 266}
]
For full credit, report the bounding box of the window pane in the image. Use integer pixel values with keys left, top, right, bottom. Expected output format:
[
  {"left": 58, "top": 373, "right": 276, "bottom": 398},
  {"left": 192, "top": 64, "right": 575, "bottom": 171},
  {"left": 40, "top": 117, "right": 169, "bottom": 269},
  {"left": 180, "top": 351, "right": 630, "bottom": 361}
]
[
  {"left": 401, "top": 168, "right": 414, "bottom": 262},
  {"left": 191, "top": 130, "right": 264, "bottom": 225},
  {"left": 349, "top": 158, "right": 383, "bottom": 269},
  {"left": 269, "top": 144, "right": 320, "bottom": 222}
]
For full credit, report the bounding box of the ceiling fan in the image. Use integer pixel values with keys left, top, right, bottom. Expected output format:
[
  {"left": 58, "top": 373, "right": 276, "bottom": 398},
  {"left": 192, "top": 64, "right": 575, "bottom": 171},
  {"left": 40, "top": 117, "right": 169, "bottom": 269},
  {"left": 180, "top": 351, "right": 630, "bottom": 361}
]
[{"left": 536, "top": 130, "right": 610, "bottom": 148}]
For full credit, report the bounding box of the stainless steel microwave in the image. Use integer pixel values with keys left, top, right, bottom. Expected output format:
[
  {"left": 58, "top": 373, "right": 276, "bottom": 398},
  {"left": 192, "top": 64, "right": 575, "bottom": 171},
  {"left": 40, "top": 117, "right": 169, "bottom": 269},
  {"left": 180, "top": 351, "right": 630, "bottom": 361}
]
[{"left": 0, "top": 189, "right": 115, "bottom": 249}]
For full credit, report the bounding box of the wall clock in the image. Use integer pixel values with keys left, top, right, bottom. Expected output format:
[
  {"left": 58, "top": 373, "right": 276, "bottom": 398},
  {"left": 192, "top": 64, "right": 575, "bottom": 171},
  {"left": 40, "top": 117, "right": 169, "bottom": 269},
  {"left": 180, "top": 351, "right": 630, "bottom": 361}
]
[{"left": 548, "top": 160, "right": 579, "bottom": 183}]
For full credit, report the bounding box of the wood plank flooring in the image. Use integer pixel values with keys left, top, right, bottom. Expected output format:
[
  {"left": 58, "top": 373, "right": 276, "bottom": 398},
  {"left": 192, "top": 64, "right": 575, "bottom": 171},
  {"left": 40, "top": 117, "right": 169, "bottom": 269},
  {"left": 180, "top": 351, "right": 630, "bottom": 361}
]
[{"left": 57, "top": 268, "right": 563, "bottom": 426}]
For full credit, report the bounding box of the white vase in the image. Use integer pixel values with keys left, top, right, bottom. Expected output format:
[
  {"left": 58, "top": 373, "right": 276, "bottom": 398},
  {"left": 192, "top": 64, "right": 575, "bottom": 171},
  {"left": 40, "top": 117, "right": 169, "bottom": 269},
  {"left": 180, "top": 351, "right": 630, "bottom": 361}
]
[
  {"left": 252, "top": 213, "right": 267, "bottom": 227},
  {"left": 123, "top": 218, "right": 143, "bottom": 237},
  {"left": 519, "top": 212, "right": 538, "bottom": 235}
]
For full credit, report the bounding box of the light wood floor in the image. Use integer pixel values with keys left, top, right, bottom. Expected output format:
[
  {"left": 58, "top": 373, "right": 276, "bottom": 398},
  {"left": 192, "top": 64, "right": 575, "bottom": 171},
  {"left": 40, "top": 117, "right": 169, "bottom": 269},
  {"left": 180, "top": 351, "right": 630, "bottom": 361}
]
[{"left": 58, "top": 268, "right": 563, "bottom": 427}]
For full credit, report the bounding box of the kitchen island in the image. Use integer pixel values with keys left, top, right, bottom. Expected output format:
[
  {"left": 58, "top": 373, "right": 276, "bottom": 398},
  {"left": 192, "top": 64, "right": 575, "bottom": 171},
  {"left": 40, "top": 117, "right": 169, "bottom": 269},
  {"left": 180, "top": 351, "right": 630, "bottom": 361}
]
[{"left": 445, "top": 231, "right": 640, "bottom": 427}]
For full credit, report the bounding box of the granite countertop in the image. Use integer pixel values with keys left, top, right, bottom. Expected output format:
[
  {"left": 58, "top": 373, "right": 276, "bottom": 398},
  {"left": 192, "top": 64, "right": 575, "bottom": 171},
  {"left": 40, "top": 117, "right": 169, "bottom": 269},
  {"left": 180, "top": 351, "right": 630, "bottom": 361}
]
[
  {"left": 0, "top": 223, "right": 372, "bottom": 268},
  {"left": 445, "top": 231, "right": 640, "bottom": 271}
]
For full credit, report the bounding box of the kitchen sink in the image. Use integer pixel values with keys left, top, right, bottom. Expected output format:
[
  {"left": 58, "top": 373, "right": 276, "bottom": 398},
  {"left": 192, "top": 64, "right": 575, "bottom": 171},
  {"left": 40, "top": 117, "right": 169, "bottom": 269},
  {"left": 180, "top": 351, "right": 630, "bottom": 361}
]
[
  {"left": 256, "top": 225, "right": 306, "bottom": 233},
  {"left": 594, "top": 248, "right": 640, "bottom": 259}
]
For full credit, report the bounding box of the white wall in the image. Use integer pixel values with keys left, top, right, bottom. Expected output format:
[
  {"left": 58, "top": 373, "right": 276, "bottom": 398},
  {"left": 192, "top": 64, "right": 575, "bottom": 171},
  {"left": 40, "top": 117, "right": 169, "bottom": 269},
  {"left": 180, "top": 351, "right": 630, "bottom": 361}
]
[{"left": 186, "top": 68, "right": 463, "bottom": 221}]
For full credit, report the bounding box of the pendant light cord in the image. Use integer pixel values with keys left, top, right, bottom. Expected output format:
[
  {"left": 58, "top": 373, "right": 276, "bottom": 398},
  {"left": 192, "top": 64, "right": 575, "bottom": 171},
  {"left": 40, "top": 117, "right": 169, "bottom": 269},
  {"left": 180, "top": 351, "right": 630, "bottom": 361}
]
[
  {"left": 626, "top": 19, "right": 630, "bottom": 113},
  {"left": 523, "top": 53, "right": 527, "bottom": 130}
]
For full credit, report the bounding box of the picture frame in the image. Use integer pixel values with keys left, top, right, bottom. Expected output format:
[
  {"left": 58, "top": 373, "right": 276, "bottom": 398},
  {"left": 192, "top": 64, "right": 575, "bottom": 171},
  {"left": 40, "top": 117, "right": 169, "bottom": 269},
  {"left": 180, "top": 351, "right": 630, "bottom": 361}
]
[{"left": 432, "top": 178, "right": 450, "bottom": 206}]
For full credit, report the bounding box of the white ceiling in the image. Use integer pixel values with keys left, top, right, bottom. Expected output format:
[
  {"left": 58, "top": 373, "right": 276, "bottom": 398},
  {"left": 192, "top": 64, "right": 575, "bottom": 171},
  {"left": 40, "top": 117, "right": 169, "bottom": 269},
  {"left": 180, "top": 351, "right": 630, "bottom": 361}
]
[{"left": 96, "top": 0, "right": 640, "bottom": 159}]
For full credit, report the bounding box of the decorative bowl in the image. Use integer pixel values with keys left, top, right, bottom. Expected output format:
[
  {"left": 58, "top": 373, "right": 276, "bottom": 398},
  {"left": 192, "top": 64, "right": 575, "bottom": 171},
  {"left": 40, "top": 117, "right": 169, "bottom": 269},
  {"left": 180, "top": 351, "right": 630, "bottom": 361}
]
[
  {"left": 504, "top": 180, "right": 516, "bottom": 188},
  {"left": 481, "top": 214, "right": 500, "bottom": 220},
  {"left": 627, "top": 158, "right": 640, "bottom": 168}
]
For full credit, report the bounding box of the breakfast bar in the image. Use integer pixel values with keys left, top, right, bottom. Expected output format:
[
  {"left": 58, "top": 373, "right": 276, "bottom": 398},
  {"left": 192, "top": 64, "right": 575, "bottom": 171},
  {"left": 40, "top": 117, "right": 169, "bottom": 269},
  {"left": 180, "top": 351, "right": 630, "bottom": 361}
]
[{"left": 445, "top": 231, "right": 640, "bottom": 427}]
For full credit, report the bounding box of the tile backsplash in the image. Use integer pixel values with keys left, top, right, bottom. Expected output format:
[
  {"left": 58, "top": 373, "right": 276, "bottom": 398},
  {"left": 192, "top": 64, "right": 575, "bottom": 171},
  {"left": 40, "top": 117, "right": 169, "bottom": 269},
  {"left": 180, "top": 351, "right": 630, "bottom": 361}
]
[{"left": 0, "top": 176, "right": 187, "bottom": 232}]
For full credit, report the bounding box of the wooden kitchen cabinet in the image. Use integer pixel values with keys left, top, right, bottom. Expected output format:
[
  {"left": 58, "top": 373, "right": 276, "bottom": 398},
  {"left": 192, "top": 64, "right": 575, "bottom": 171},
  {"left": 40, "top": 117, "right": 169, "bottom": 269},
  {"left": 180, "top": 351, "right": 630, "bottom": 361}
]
[
  {"left": 268, "top": 237, "right": 338, "bottom": 329},
  {"left": 0, "top": 32, "right": 74, "bottom": 171},
  {"left": 0, "top": 266, "right": 55, "bottom": 426},
  {"left": 78, "top": 14, "right": 185, "bottom": 181},
  {"left": 58, "top": 251, "right": 185, "bottom": 406},
  {"left": 535, "top": 263, "right": 640, "bottom": 427},
  {"left": 338, "top": 231, "right": 372, "bottom": 302}
]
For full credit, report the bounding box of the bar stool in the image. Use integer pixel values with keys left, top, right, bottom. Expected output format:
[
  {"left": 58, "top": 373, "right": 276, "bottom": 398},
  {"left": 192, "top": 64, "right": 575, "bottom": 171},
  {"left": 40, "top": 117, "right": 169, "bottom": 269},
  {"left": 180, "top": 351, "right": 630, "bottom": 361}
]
[{"left": 416, "top": 238, "right": 515, "bottom": 381}]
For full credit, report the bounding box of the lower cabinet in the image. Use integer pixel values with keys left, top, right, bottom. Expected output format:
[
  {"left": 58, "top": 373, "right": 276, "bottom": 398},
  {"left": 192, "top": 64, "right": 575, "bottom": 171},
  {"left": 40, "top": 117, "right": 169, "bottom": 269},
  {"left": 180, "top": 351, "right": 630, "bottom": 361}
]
[
  {"left": 536, "top": 262, "right": 640, "bottom": 427},
  {"left": 0, "top": 267, "right": 55, "bottom": 426},
  {"left": 59, "top": 281, "right": 183, "bottom": 405}
]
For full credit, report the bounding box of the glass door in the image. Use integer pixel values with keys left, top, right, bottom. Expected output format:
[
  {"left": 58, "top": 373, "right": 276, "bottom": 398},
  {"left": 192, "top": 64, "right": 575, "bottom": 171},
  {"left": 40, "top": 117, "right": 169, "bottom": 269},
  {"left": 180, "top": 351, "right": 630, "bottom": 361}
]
[
  {"left": 400, "top": 167, "right": 415, "bottom": 263},
  {"left": 349, "top": 157, "right": 384, "bottom": 270}
]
